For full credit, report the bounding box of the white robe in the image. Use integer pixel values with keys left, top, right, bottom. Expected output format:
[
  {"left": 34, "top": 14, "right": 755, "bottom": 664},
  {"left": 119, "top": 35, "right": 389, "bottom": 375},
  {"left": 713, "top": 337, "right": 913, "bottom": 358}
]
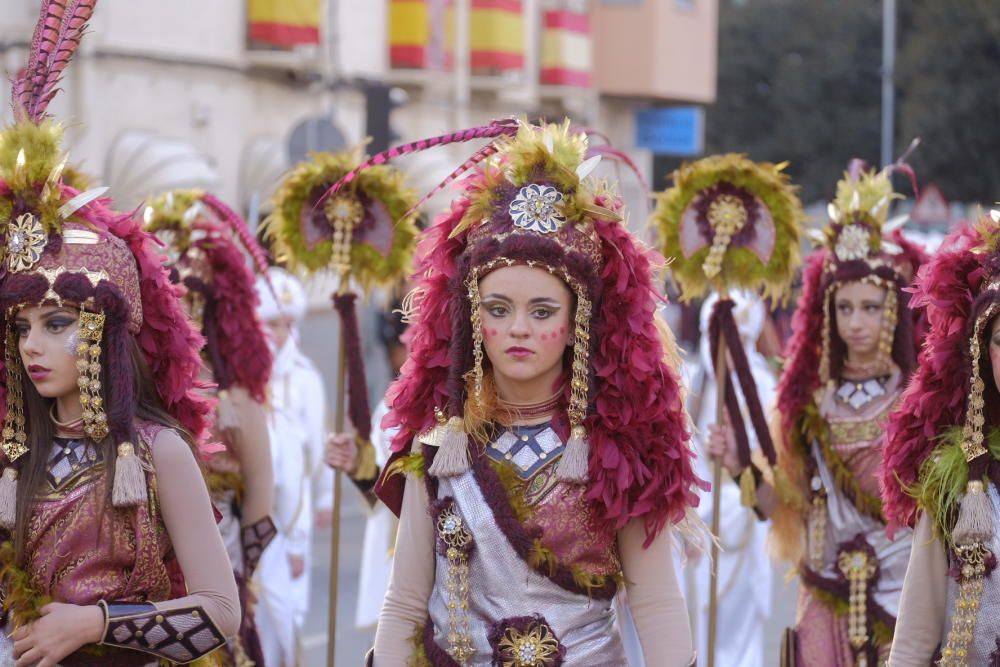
[
  {"left": 255, "top": 403, "right": 311, "bottom": 666},
  {"left": 355, "top": 400, "right": 398, "bottom": 629},
  {"left": 686, "top": 292, "right": 775, "bottom": 667},
  {"left": 267, "top": 337, "right": 329, "bottom": 629}
]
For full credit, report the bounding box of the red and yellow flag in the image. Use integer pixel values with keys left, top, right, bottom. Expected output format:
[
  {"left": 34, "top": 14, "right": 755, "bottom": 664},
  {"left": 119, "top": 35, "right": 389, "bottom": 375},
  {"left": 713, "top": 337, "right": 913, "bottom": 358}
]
[{"left": 247, "top": 0, "right": 321, "bottom": 49}]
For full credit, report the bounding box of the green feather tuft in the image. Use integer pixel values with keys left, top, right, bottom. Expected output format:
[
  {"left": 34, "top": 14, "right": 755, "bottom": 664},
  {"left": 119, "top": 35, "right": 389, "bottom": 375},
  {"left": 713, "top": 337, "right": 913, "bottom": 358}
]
[{"left": 908, "top": 427, "right": 1000, "bottom": 543}]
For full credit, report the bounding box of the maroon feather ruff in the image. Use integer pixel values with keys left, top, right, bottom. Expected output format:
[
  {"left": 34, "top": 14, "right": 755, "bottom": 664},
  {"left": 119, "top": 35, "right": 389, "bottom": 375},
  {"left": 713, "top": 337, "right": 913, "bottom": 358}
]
[
  {"left": 199, "top": 193, "right": 274, "bottom": 296},
  {"left": 882, "top": 223, "right": 990, "bottom": 531}
]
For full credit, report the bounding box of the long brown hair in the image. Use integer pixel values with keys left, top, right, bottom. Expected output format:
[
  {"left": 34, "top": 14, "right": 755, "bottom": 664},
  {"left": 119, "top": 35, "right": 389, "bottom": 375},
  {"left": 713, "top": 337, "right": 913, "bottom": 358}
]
[{"left": 13, "top": 333, "right": 195, "bottom": 562}]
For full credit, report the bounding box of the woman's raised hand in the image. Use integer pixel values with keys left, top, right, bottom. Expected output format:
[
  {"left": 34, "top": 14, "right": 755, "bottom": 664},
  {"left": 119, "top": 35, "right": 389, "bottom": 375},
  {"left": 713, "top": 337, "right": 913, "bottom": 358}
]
[
  {"left": 706, "top": 421, "right": 742, "bottom": 478},
  {"left": 324, "top": 432, "right": 358, "bottom": 476}
]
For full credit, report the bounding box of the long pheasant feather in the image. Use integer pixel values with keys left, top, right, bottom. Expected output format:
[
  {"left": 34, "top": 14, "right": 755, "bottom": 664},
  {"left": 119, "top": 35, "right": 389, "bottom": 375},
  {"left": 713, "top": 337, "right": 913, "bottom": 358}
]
[
  {"left": 321, "top": 117, "right": 521, "bottom": 203},
  {"left": 12, "top": 0, "right": 96, "bottom": 122},
  {"left": 199, "top": 193, "right": 276, "bottom": 296}
]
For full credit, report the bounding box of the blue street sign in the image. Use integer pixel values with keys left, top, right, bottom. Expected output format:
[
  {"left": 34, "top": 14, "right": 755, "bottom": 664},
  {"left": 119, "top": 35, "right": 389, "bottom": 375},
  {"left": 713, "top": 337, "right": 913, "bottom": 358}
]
[{"left": 634, "top": 107, "right": 704, "bottom": 156}]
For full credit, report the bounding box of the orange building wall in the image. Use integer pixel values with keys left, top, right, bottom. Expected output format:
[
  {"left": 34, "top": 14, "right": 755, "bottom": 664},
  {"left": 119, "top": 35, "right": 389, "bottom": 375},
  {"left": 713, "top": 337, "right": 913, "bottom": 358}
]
[{"left": 592, "top": 0, "right": 718, "bottom": 103}]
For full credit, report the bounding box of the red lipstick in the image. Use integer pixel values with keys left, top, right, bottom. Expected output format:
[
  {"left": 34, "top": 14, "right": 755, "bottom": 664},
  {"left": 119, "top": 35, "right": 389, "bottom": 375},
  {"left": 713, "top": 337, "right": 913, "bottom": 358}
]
[{"left": 28, "top": 364, "right": 50, "bottom": 381}]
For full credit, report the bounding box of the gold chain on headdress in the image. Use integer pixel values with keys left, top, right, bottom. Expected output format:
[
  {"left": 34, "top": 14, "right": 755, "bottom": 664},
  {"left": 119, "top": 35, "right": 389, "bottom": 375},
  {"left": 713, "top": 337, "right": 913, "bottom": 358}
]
[
  {"left": 466, "top": 257, "right": 590, "bottom": 433},
  {"left": 1, "top": 329, "right": 28, "bottom": 462},
  {"left": 76, "top": 311, "right": 109, "bottom": 441},
  {"left": 820, "top": 275, "right": 897, "bottom": 385},
  {"left": 960, "top": 304, "right": 998, "bottom": 462}
]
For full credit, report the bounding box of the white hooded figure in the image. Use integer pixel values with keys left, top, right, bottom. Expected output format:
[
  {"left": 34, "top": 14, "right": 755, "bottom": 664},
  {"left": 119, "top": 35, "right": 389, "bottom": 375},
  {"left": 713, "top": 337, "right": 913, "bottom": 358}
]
[
  {"left": 686, "top": 290, "right": 776, "bottom": 667},
  {"left": 254, "top": 267, "right": 329, "bottom": 663}
]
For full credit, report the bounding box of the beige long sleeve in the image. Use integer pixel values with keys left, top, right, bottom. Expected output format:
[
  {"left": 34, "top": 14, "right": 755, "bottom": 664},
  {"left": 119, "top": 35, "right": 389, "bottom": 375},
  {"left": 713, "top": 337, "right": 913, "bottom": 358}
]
[
  {"left": 373, "top": 476, "right": 435, "bottom": 665},
  {"left": 223, "top": 385, "right": 274, "bottom": 526},
  {"left": 619, "top": 520, "right": 695, "bottom": 667},
  {"left": 149, "top": 428, "right": 241, "bottom": 637},
  {"left": 887, "top": 512, "right": 948, "bottom": 666}
]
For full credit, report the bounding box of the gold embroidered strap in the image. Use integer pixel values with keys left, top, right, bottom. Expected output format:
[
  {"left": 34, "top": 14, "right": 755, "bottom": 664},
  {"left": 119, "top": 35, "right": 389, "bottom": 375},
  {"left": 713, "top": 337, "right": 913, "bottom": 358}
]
[
  {"left": 436, "top": 503, "right": 474, "bottom": 663},
  {"left": 938, "top": 541, "right": 992, "bottom": 666},
  {"left": 808, "top": 482, "right": 827, "bottom": 570},
  {"left": 837, "top": 548, "right": 877, "bottom": 662}
]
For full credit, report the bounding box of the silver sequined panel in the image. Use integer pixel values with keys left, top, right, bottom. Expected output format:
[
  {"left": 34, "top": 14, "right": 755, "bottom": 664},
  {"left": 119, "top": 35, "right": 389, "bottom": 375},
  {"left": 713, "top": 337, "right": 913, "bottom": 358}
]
[
  {"left": 427, "top": 464, "right": 627, "bottom": 666},
  {"left": 810, "top": 441, "right": 913, "bottom": 618},
  {"left": 943, "top": 484, "right": 1000, "bottom": 663}
]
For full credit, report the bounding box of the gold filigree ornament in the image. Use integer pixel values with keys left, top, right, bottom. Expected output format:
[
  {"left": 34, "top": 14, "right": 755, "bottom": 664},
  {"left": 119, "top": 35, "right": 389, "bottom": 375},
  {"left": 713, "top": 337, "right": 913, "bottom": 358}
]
[
  {"left": 436, "top": 504, "right": 474, "bottom": 663},
  {"left": 508, "top": 184, "right": 567, "bottom": 234},
  {"left": 703, "top": 194, "right": 749, "bottom": 279},
  {"left": 496, "top": 622, "right": 562, "bottom": 667},
  {"left": 323, "top": 195, "right": 365, "bottom": 277},
  {"left": 834, "top": 223, "right": 872, "bottom": 263},
  {"left": 837, "top": 548, "right": 878, "bottom": 665},
  {"left": 5, "top": 212, "right": 48, "bottom": 272},
  {"left": 938, "top": 532, "right": 991, "bottom": 666}
]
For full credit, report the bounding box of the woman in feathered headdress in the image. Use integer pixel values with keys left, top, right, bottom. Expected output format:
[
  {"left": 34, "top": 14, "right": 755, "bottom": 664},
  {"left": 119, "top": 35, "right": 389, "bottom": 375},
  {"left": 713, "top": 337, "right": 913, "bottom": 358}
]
[
  {"left": 884, "top": 210, "right": 1000, "bottom": 666},
  {"left": 325, "top": 119, "right": 705, "bottom": 666},
  {"left": 0, "top": 2, "right": 239, "bottom": 664},
  {"left": 145, "top": 189, "right": 276, "bottom": 665},
  {"left": 708, "top": 161, "right": 926, "bottom": 666}
]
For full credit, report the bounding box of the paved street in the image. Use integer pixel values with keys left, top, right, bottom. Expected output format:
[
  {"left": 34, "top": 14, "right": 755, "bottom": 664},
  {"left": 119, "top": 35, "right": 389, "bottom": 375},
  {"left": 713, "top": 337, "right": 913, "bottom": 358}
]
[{"left": 302, "top": 479, "right": 374, "bottom": 667}]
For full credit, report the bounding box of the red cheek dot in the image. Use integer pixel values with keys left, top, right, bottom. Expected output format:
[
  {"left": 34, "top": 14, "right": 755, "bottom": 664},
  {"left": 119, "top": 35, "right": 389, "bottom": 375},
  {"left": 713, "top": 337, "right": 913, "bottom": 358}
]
[{"left": 560, "top": 326, "right": 566, "bottom": 335}]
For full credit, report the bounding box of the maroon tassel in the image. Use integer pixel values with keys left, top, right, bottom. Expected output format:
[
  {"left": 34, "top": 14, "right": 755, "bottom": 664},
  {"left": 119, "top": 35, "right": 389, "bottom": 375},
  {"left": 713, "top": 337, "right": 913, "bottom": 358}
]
[
  {"left": 332, "top": 293, "right": 372, "bottom": 442},
  {"left": 708, "top": 304, "right": 752, "bottom": 469},
  {"left": 709, "top": 299, "right": 778, "bottom": 466}
]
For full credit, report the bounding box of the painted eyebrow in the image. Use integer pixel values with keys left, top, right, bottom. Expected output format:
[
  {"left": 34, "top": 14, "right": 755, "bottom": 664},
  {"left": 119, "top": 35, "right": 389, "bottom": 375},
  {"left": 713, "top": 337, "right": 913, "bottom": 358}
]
[{"left": 481, "top": 294, "right": 561, "bottom": 306}]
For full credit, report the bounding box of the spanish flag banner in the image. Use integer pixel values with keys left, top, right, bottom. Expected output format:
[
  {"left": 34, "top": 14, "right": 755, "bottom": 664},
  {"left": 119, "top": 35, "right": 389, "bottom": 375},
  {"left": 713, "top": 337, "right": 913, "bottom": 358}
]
[
  {"left": 541, "top": 8, "right": 591, "bottom": 87},
  {"left": 389, "top": 0, "right": 523, "bottom": 73},
  {"left": 389, "top": 0, "right": 453, "bottom": 69},
  {"left": 469, "top": 0, "right": 523, "bottom": 72},
  {"left": 247, "top": 0, "right": 321, "bottom": 49}
]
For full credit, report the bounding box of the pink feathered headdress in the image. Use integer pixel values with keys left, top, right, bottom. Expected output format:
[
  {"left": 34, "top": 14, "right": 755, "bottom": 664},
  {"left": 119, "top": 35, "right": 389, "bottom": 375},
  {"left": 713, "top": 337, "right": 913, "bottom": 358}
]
[
  {"left": 144, "top": 191, "right": 273, "bottom": 404},
  {"left": 776, "top": 161, "right": 927, "bottom": 435},
  {"left": 882, "top": 217, "right": 1000, "bottom": 533},
  {"left": 343, "top": 120, "right": 703, "bottom": 544},
  {"left": 0, "top": 0, "right": 213, "bottom": 461}
]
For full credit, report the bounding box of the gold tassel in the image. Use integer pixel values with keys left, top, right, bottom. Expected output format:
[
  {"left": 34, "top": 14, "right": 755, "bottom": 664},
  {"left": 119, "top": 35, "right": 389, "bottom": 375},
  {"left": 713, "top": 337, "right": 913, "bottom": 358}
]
[
  {"left": 421, "top": 412, "right": 470, "bottom": 477},
  {"left": 556, "top": 425, "right": 589, "bottom": 483},
  {"left": 0, "top": 467, "right": 18, "bottom": 530},
  {"left": 112, "top": 442, "right": 148, "bottom": 508},
  {"left": 740, "top": 466, "right": 758, "bottom": 508},
  {"left": 952, "top": 479, "right": 993, "bottom": 546},
  {"left": 353, "top": 437, "right": 379, "bottom": 482}
]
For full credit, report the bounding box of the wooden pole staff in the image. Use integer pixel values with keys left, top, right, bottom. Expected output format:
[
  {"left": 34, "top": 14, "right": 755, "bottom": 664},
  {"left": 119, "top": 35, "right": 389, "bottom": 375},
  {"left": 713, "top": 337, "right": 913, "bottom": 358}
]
[
  {"left": 706, "top": 289, "right": 730, "bottom": 667},
  {"left": 326, "top": 334, "right": 347, "bottom": 667}
]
